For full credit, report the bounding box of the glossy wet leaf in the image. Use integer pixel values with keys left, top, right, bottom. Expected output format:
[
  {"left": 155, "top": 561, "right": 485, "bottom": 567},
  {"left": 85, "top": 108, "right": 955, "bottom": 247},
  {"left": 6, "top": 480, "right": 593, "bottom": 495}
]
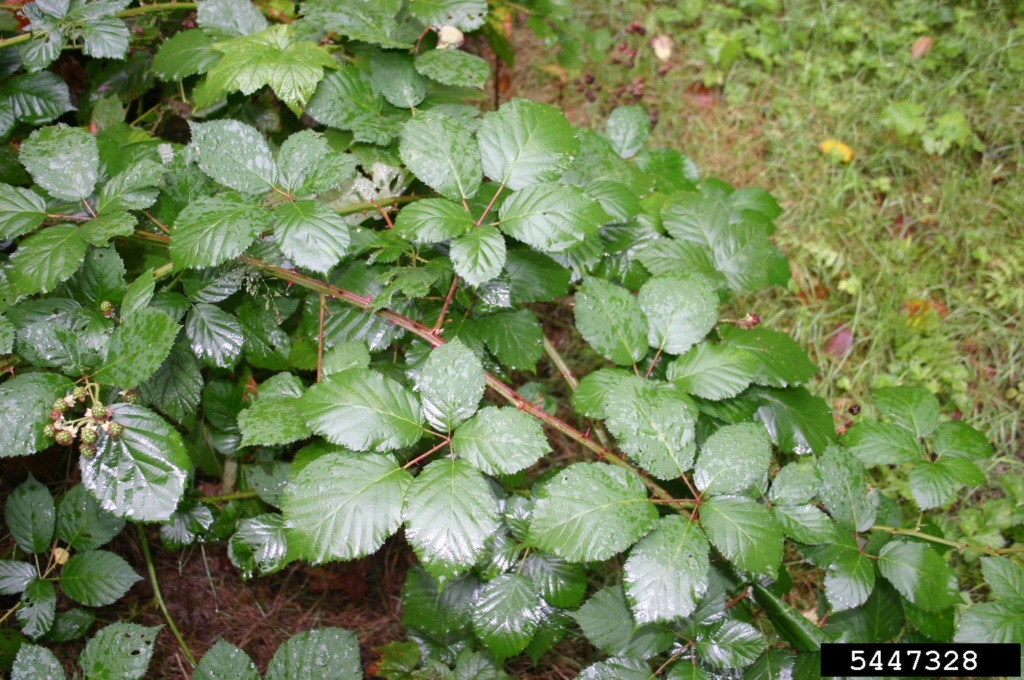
[
  {"left": 9, "top": 224, "right": 88, "bottom": 296},
  {"left": 877, "top": 539, "right": 960, "bottom": 611},
  {"left": 638, "top": 275, "right": 718, "bottom": 355},
  {"left": 403, "top": 458, "right": 498, "bottom": 579},
  {"left": 399, "top": 112, "right": 481, "bottom": 201},
  {"left": 415, "top": 49, "right": 490, "bottom": 89},
  {"left": 529, "top": 463, "right": 658, "bottom": 562},
  {"left": 400, "top": 566, "right": 477, "bottom": 639},
  {"left": 773, "top": 505, "right": 833, "bottom": 544},
  {"left": 694, "top": 422, "right": 771, "bottom": 496},
  {"left": 283, "top": 452, "right": 412, "bottom": 563},
  {"left": 272, "top": 200, "right": 351, "bottom": 274},
  {"left": 477, "top": 98, "right": 579, "bottom": 190},
  {"left": 238, "top": 393, "right": 310, "bottom": 447},
  {"left": 818, "top": 446, "right": 878, "bottom": 531},
  {"left": 477, "top": 308, "right": 543, "bottom": 370},
  {"left": 56, "top": 484, "right": 125, "bottom": 550},
  {"left": 19, "top": 124, "right": 99, "bottom": 201},
  {"left": 94, "top": 308, "right": 179, "bottom": 387},
  {"left": 80, "top": 404, "right": 190, "bottom": 522},
  {"left": 825, "top": 549, "right": 876, "bottom": 611},
  {"left": 17, "top": 580, "right": 54, "bottom": 639},
  {"left": 300, "top": 368, "right": 423, "bottom": 452},
  {"left": 193, "top": 639, "right": 259, "bottom": 680},
  {"left": 409, "top": 0, "right": 487, "bottom": 30},
  {"left": 980, "top": 556, "right": 1024, "bottom": 607},
  {"left": 60, "top": 550, "right": 141, "bottom": 607},
  {"left": 0, "top": 183, "right": 47, "bottom": 239},
  {"left": 498, "top": 182, "right": 608, "bottom": 253},
  {"left": 79, "top": 623, "right": 158, "bottom": 680},
  {"left": 604, "top": 379, "right": 697, "bottom": 480},
  {"left": 843, "top": 422, "right": 921, "bottom": 465},
  {"left": 827, "top": 580, "right": 904, "bottom": 642},
  {"left": 394, "top": 198, "right": 475, "bottom": 245},
  {"left": 667, "top": 342, "right": 758, "bottom": 400},
  {"left": 750, "top": 583, "right": 823, "bottom": 652},
  {"left": 574, "top": 585, "right": 674, "bottom": 659},
  {"left": 11, "top": 644, "right": 65, "bottom": 680},
  {"left": 451, "top": 225, "right": 507, "bottom": 286},
  {"left": 185, "top": 303, "right": 244, "bottom": 369},
  {"left": 909, "top": 457, "right": 984, "bottom": 509},
  {"left": 0, "top": 373, "right": 73, "bottom": 458},
  {"left": 700, "top": 495, "right": 782, "bottom": 579},
  {"left": 748, "top": 385, "right": 835, "bottom": 455},
  {"left": 452, "top": 406, "right": 549, "bottom": 475},
  {"left": 604, "top": 105, "right": 650, "bottom": 159},
  {"left": 521, "top": 553, "right": 586, "bottom": 609},
  {"left": 695, "top": 619, "right": 765, "bottom": 670},
  {"left": 872, "top": 386, "right": 941, "bottom": 438},
  {"left": 954, "top": 601, "right": 1024, "bottom": 673},
  {"left": 580, "top": 656, "right": 655, "bottom": 679},
  {"left": 370, "top": 50, "right": 427, "bottom": 108},
  {"left": 170, "top": 193, "right": 270, "bottom": 270},
  {"left": 624, "top": 516, "right": 710, "bottom": 624},
  {"left": 5, "top": 474, "right": 54, "bottom": 554},
  {"left": 0, "top": 561, "right": 36, "bottom": 596},
  {"left": 152, "top": 29, "right": 221, "bottom": 81},
  {"left": 573, "top": 277, "right": 647, "bottom": 365},
  {"left": 718, "top": 326, "right": 816, "bottom": 388},
  {"left": 471, "top": 574, "right": 541, "bottom": 660}
]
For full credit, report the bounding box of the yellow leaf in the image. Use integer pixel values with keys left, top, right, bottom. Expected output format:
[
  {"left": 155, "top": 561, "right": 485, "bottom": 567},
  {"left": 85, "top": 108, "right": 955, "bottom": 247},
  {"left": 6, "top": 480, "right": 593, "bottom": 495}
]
[{"left": 819, "top": 139, "right": 854, "bottom": 163}]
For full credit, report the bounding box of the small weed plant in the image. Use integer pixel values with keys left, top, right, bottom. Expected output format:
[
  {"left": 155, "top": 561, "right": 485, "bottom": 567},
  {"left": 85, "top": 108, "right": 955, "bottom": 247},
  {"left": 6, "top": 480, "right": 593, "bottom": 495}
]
[{"left": 0, "top": 0, "right": 1022, "bottom": 678}]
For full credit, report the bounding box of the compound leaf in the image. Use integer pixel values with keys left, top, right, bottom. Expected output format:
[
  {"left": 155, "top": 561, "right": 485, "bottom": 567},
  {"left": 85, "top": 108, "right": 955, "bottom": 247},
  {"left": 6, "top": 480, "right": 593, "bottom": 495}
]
[
  {"left": 17, "top": 580, "right": 55, "bottom": 640},
  {"left": 9, "top": 224, "right": 88, "bottom": 296}
]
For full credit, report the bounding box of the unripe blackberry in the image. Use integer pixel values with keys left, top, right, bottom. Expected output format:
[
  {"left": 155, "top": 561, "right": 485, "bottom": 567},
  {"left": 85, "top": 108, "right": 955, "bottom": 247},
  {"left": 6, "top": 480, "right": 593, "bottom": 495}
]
[
  {"left": 108, "top": 421, "right": 125, "bottom": 439},
  {"left": 43, "top": 424, "right": 56, "bottom": 439},
  {"left": 52, "top": 398, "right": 68, "bottom": 413},
  {"left": 91, "top": 403, "right": 108, "bottom": 420},
  {"left": 80, "top": 427, "right": 98, "bottom": 444},
  {"left": 122, "top": 389, "right": 140, "bottom": 405},
  {"left": 55, "top": 430, "right": 74, "bottom": 446},
  {"left": 80, "top": 443, "right": 97, "bottom": 458},
  {"left": 73, "top": 386, "right": 88, "bottom": 401},
  {"left": 99, "top": 300, "right": 115, "bottom": 317}
]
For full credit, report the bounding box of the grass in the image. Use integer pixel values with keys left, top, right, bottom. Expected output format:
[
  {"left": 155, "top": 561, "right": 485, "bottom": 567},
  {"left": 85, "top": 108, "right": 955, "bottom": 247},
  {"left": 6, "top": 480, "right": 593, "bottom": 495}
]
[{"left": 507, "top": 0, "right": 1023, "bottom": 551}]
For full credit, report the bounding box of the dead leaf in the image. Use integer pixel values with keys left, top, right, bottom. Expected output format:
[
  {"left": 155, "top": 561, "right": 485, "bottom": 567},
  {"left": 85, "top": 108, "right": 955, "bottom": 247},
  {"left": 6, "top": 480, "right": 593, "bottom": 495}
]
[
  {"left": 819, "top": 139, "right": 854, "bottom": 163},
  {"left": 825, "top": 324, "right": 853, "bottom": 358},
  {"left": 651, "top": 35, "right": 673, "bottom": 62},
  {"left": 911, "top": 36, "right": 933, "bottom": 60}
]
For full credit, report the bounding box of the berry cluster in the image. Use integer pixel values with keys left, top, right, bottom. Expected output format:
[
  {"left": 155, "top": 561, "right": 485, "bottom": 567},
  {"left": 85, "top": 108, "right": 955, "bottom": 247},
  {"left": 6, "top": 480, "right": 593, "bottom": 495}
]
[{"left": 42, "top": 382, "right": 138, "bottom": 457}]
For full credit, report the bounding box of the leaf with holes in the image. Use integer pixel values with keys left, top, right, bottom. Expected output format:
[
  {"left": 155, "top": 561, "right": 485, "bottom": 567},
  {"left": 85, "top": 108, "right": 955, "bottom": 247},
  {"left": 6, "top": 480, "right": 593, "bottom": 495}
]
[{"left": 79, "top": 623, "right": 159, "bottom": 680}]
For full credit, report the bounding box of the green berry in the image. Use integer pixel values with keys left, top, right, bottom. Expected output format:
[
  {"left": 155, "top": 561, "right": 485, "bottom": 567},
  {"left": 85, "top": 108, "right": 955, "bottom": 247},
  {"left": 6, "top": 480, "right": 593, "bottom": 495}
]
[
  {"left": 55, "top": 430, "right": 73, "bottom": 446},
  {"left": 52, "top": 398, "right": 68, "bottom": 413},
  {"left": 91, "top": 403, "right": 108, "bottom": 420},
  {"left": 99, "top": 300, "right": 115, "bottom": 317},
  {"left": 108, "top": 421, "right": 124, "bottom": 439},
  {"left": 123, "top": 389, "right": 140, "bottom": 405},
  {"left": 80, "top": 427, "right": 98, "bottom": 444},
  {"left": 80, "top": 443, "right": 96, "bottom": 458},
  {"left": 73, "top": 386, "right": 88, "bottom": 401},
  {"left": 43, "top": 424, "right": 56, "bottom": 439}
]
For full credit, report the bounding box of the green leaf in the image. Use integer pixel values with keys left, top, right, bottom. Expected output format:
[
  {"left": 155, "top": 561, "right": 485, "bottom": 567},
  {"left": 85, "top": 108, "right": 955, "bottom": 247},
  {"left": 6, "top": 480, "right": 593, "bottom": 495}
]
[
  {"left": 401, "top": 566, "right": 476, "bottom": 640},
  {"left": 9, "top": 225, "right": 88, "bottom": 295},
  {"left": 301, "top": 368, "right": 423, "bottom": 452},
  {"left": 409, "top": 0, "right": 487, "bottom": 30},
  {"left": 909, "top": 457, "right": 984, "bottom": 510},
  {"left": 872, "top": 386, "right": 941, "bottom": 438},
  {"left": 120, "top": 272, "right": 155, "bottom": 319},
  {"left": 80, "top": 404, "right": 190, "bottom": 522},
  {"left": 667, "top": 343, "right": 758, "bottom": 401},
  {"left": 2, "top": 71, "right": 72, "bottom": 128},
  {"left": 185, "top": 303, "right": 244, "bottom": 369},
  {"left": 301, "top": 0, "right": 408, "bottom": 49},
  {"left": 747, "top": 386, "right": 836, "bottom": 455},
  {"left": 59, "top": 550, "right": 140, "bottom": 607},
  {"left": 505, "top": 248, "right": 571, "bottom": 303},
  {"left": 842, "top": 422, "right": 921, "bottom": 465},
  {"left": 634, "top": 238, "right": 722, "bottom": 284},
  {"left": 0, "top": 561, "right": 36, "bottom": 596},
  {"left": 17, "top": 580, "right": 55, "bottom": 640},
  {"left": 79, "top": 211, "right": 137, "bottom": 246},
  {"left": 827, "top": 580, "right": 904, "bottom": 642},
  {"left": 227, "top": 513, "right": 289, "bottom": 577},
  {"left": 415, "top": 339, "right": 484, "bottom": 432},
  {"left": 587, "top": 180, "right": 642, "bottom": 223},
  {"left": 932, "top": 421, "right": 992, "bottom": 460},
  {"left": 0, "top": 373, "right": 73, "bottom": 458},
  {"left": 573, "top": 277, "right": 648, "bottom": 365},
  {"left": 472, "top": 574, "right": 541, "bottom": 660},
  {"left": 818, "top": 446, "right": 877, "bottom": 532},
  {"left": 604, "top": 379, "right": 697, "bottom": 480},
  {"left": 170, "top": 193, "right": 270, "bottom": 270},
  {"left": 189, "top": 120, "right": 277, "bottom": 195},
  {"left": 399, "top": 112, "right": 481, "bottom": 201},
  {"left": 46, "top": 607, "right": 95, "bottom": 643},
  {"left": 880, "top": 101, "right": 927, "bottom": 138},
  {"left": 78, "top": 15, "right": 129, "bottom": 59},
  {"left": 624, "top": 516, "right": 710, "bottom": 624},
  {"left": 451, "top": 225, "right": 507, "bottom": 286},
  {"left": 954, "top": 601, "right": 1024, "bottom": 671},
  {"left": 282, "top": 452, "right": 412, "bottom": 563},
  {"left": 306, "top": 66, "right": 399, "bottom": 145},
  {"left": 637, "top": 275, "right": 718, "bottom": 355},
  {"left": 980, "top": 556, "right": 1024, "bottom": 607},
  {"left": 237, "top": 300, "right": 291, "bottom": 370},
  {"left": 18, "top": 124, "right": 99, "bottom": 201},
  {"left": 272, "top": 199, "right": 350, "bottom": 274},
  {"left": 574, "top": 585, "right": 674, "bottom": 658},
  {"left": 728, "top": 188, "right": 781, "bottom": 221},
  {"left": 580, "top": 656, "right": 655, "bottom": 680},
  {"left": 11, "top": 644, "right": 65, "bottom": 680},
  {"left": 452, "top": 406, "right": 550, "bottom": 475},
  {"left": 94, "top": 308, "right": 178, "bottom": 387},
  {"left": 277, "top": 132, "right": 355, "bottom": 198},
  {"left": 477, "top": 98, "right": 579, "bottom": 190},
  {"left": 197, "top": 0, "right": 268, "bottom": 39},
  {"left": 369, "top": 50, "right": 427, "bottom": 108},
  {"left": 529, "top": 463, "right": 658, "bottom": 562},
  {"left": 694, "top": 422, "right": 771, "bottom": 496},
  {"left": 521, "top": 553, "right": 586, "bottom": 608},
  {"left": 696, "top": 619, "right": 765, "bottom": 670},
  {"left": 204, "top": 24, "right": 337, "bottom": 112},
  {"left": 573, "top": 368, "right": 631, "bottom": 420},
  {"left": 402, "top": 458, "right": 499, "bottom": 579},
  {"left": 877, "top": 539, "right": 960, "bottom": 611},
  {"left": 193, "top": 640, "right": 259, "bottom": 680},
  {"left": 0, "top": 316, "right": 11, "bottom": 354},
  {"left": 139, "top": 344, "right": 203, "bottom": 428},
  {"left": 604, "top": 106, "right": 650, "bottom": 159},
  {"left": 96, "top": 159, "right": 164, "bottom": 213},
  {"left": 5, "top": 474, "right": 55, "bottom": 554},
  {"left": 719, "top": 326, "right": 816, "bottom": 388},
  {"left": 152, "top": 29, "right": 221, "bottom": 81},
  {"left": 825, "top": 549, "right": 876, "bottom": 611},
  {"left": 477, "top": 308, "right": 543, "bottom": 370},
  {"left": 750, "top": 583, "right": 823, "bottom": 652},
  {"left": 660, "top": 192, "right": 776, "bottom": 293},
  {"left": 394, "top": 199, "right": 475, "bottom": 245},
  {"left": 415, "top": 49, "right": 490, "bottom": 89},
  {"left": 321, "top": 341, "right": 370, "bottom": 376},
  {"left": 55, "top": 484, "right": 125, "bottom": 551},
  {"left": 0, "top": 183, "right": 47, "bottom": 240},
  {"left": 772, "top": 505, "right": 833, "bottom": 544},
  {"left": 239, "top": 394, "right": 310, "bottom": 447},
  {"left": 700, "top": 495, "right": 782, "bottom": 579},
  {"left": 498, "top": 183, "right": 608, "bottom": 252},
  {"left": 79, "top": 623, "right": 159, "bottom": 680}
]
